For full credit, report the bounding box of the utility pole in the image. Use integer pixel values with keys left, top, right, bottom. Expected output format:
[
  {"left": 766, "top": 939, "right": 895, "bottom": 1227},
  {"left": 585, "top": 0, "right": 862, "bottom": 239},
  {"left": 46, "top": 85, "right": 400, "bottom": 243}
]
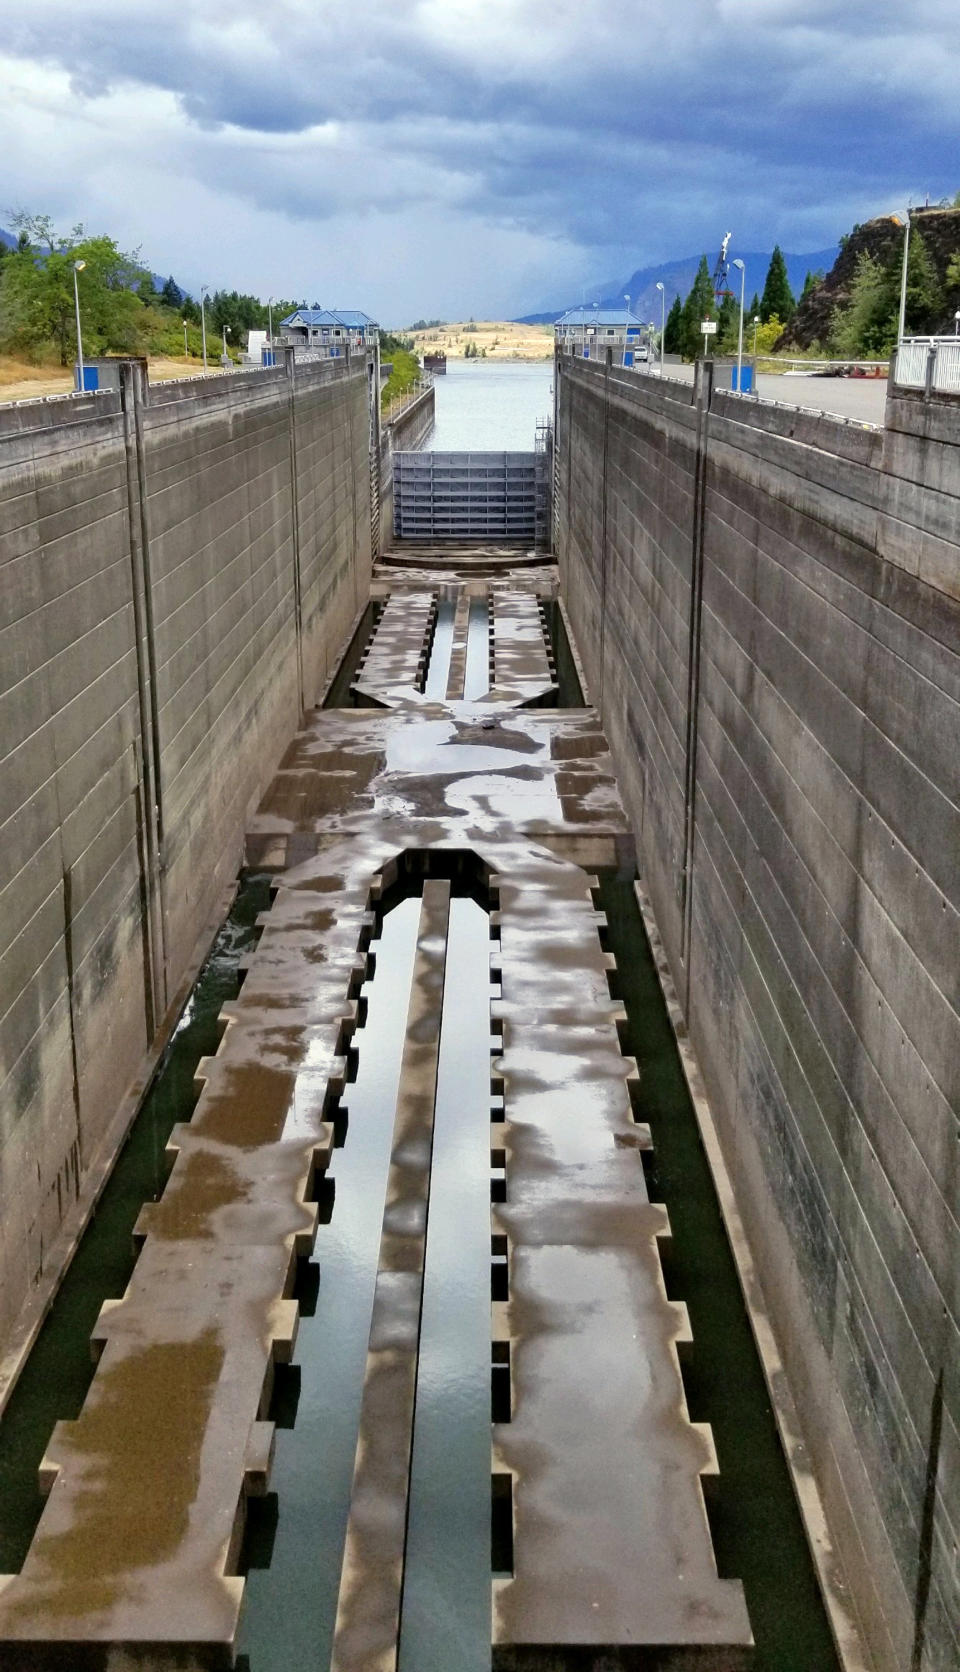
[
  {"left": 200, "top": 284, "right": 210, "bottom": 371},
  {"left": 73, "top": 260, "right": 86, "bottom": 390},
  {"left": 897, "top": 210, "right": 911, "bottom": 343}
]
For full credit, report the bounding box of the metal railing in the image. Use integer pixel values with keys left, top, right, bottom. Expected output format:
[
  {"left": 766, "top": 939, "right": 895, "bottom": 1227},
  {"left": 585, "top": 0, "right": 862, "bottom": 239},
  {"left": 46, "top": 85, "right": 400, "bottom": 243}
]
[
  {"left": 381, "top": 375, "right": 433, "bottom": 426},
  {"left": 894, "top": 337, "right": 960, "bottom": 394}
]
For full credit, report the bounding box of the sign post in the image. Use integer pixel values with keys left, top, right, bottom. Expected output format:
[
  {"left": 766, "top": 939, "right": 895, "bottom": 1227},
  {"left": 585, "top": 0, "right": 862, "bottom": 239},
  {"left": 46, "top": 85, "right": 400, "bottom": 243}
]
[{"left": 701, "top": 319, "right": 718, "bottom": 354}]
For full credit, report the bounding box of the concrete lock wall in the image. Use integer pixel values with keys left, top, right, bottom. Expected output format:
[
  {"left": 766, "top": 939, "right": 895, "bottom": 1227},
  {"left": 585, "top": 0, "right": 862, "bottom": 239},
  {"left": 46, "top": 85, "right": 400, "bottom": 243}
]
[
  {"left": 379, "top": 384, "right": 436, "bottom": 548},
  {"left": 555, "top": 354, "right": 960, "bottom": 1672},
  {"left": 0, "top": 356, "right": 372, "bottom": 1354}
]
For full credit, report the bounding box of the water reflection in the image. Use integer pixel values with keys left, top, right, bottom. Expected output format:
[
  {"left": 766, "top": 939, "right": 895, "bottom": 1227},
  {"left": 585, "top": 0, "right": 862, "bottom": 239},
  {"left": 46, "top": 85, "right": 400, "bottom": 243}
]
[
  {"left": 424, "top": 599, "right": 457, "bottom": 700},
  {"left": 399, "top": 897, "right": 492, "bottom": 1672},
  {"left": 464, "top": 596, "right": 492, "bottom": 700},
  {"left": 238, "top": 898, "right": 422, "bottom": 1671},
  {"left": 425, "top": 361, "right": 553, "bottom": 452}
]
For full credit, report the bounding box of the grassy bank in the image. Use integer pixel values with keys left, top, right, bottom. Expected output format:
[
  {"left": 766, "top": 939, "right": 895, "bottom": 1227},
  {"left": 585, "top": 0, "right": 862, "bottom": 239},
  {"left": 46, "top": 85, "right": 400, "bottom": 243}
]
[
  {"left": 0, "top": 354, "right": 213, "bottom": 404},
  {"left": 381, "top": 346, "right": 421, "bottom": 409}
]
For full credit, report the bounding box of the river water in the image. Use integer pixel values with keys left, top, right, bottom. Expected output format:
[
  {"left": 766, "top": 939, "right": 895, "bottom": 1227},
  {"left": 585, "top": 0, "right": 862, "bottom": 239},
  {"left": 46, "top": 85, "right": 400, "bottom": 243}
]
[{"left": 425, "top": 358, "right": 553, "bottom": 450}]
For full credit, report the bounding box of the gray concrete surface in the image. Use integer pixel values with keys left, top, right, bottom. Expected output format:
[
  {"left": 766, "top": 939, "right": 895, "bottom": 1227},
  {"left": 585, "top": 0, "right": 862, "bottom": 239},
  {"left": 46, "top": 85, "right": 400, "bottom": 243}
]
[
  {"left": 555, "top": 354, "right": 960, "bottom": 1672},
  {"left": 655, "top": 361, "right": 887, "bottom": 425}
]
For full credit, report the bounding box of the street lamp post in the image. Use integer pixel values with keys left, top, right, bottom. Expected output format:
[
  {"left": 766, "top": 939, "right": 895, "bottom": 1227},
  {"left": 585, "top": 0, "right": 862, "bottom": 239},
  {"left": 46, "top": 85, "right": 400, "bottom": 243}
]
[
  {"left": 752, "top": 315, "right": 760, "bottom": 359},
  {"left": 732, "top": 258, "right": 746, "bottom": 391},
  {"left": 954, "top": 310, "right": 960, "bottom": 338},
  {"left": 200, "top": 284, "right": 210, "bottom": 371},
  {"left": 222, "top": 325, "right": 230, "bottom": 363},
  {"left": 268, "top": 296, "right": 274, "bottom": 352},
  {"left": 73, "top": 259, "right": 86, "bottom": 390},
  {"left": 897, "top": 209, "right": 911, "bottom": 343},
  {"left": 182, "top": 318, "right": 188, "bottom": 358},
  {"left": 624, "top": 294, "right": 631, "bottom": 365},
  {"left": 655, "top": 281, "right": 665, "bottom": 375}
]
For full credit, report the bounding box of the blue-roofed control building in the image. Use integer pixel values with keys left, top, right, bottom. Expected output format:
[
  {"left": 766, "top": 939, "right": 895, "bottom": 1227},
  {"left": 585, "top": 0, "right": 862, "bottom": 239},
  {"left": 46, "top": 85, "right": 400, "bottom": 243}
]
[
  {"left": 279, "top": 309, "right": 379, "bottom": 354},
  {"left": 554, "top": 307, "right": 653, "bottom": 367}
]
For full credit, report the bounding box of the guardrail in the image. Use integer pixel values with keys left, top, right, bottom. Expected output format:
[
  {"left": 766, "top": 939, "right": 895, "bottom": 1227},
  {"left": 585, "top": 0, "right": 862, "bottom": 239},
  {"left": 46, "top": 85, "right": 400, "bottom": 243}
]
[
  {"left": 381, "top": 375, "right": 433, "bottom": 426},
  {"left": 894, "top": 337, "right": 960, "bottom": 395}
]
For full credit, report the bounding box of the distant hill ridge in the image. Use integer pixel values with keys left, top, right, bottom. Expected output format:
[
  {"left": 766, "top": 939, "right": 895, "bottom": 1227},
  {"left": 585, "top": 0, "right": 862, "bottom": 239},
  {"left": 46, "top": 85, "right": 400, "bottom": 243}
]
[{"left": 517, "top": 246, "right": 838, "bottom": 325}]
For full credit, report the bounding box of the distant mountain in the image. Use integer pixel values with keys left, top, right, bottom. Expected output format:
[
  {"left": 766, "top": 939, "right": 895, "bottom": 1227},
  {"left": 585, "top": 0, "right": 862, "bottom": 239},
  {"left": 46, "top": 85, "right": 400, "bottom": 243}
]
[
  {"left": 516, "top": 246, "right": 839, "bottom": 325},
  {"left": 0, "top": 229, "right": 16, "bottom": 250}
]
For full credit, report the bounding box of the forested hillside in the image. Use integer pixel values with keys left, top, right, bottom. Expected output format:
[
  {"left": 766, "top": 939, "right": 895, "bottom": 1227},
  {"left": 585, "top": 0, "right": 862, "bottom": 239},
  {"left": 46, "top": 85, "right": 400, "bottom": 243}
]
[
  {"left": 0, "top": 213, "right": 301, "bottom": 365},
  {"left": 775, "top": 205, "right": 960, "bottom": 356}
]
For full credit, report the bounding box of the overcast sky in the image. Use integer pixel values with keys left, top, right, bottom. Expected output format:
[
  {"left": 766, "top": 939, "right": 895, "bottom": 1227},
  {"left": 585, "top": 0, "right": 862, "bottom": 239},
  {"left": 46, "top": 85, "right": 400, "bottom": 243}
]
[{"left": 2, "top": 1, "right": 957, "bottom": 322}]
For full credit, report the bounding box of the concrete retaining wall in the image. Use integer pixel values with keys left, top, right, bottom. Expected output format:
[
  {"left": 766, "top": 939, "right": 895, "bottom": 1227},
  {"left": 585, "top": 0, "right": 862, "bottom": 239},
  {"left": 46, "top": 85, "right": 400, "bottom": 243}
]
[
  {"left": 379, "top": 384, "right": 435, "bottom": 549},
  {"left": 0, "top": 356, "right": 372, "bottom": 1352},
  {"left": 556, "top": 354, "right": 960, "bottom": 1672}
]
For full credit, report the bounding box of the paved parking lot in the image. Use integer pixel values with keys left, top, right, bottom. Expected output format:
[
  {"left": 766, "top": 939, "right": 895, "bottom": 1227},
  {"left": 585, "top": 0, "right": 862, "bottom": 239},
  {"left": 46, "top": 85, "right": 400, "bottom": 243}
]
[{"left": 658, "top": 361, "right": 887, "bottom": 426}]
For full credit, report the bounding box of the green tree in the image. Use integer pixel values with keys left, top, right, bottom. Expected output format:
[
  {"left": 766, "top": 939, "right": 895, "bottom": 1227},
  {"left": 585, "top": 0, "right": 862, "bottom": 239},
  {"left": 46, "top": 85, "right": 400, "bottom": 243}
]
[
  {"left": 802, "top": 269, "right": 824, "bottom": 297},
  {"left": 829, "top": 229, "right": 942, "bottom": 357},
  {"left": 717, "top": 291, "right": 739, "bottom": 353},
  {"left": 663, "top": 294, "right": 683, "bottom": 354},
  {"left": 0, "top": 216, "right": 150, "bottom": 364},
  {"left": 760, "top": 245, "right": 795, "bottom": 323},
  {"left": 828, "top": 253, "right": 895, "bottom": 357},
  {"left": 161, "top": 275, "right": 183, "bottom": 308},
  {"left": 902, "top": 228, "right": 941, "bottom": 330},
  {"left": 680, "top": 256, "right": 716, "bottom": 358},
  {"left": 748, "top": 291, "right": 760, "bottom": 318}
]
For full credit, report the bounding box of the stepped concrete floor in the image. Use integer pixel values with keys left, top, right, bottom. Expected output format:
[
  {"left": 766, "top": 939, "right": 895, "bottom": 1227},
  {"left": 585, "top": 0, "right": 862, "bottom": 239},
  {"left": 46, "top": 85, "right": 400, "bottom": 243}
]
[{"left": 0, "top": 567, "right": 753, "bottom": 1670}]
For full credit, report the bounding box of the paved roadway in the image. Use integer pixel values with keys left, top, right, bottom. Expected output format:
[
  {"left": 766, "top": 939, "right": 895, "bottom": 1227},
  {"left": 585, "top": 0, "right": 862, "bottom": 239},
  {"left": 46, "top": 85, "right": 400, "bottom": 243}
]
[{"left": 657, "top": 362, "right": 887, "bottom": 426}]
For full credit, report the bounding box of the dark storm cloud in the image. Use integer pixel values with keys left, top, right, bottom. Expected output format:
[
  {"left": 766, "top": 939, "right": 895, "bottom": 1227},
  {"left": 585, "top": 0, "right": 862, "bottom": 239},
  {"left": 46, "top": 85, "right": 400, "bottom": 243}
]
[{"left": 4, "top": 0, "right": 959, "bottom": 275}]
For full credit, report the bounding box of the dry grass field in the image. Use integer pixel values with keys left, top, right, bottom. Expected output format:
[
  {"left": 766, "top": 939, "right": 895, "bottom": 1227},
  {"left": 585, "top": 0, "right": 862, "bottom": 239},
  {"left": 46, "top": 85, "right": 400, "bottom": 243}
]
[
  {"left": 0, "top": 355, "right": 211, "bottom": 403},
  {"left": 408, "top": 320, "right": 554, "bottom": 361}
]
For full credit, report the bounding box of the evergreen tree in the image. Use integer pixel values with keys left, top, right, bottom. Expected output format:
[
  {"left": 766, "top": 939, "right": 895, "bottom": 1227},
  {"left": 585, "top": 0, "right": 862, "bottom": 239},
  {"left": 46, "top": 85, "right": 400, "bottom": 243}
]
[
  {"left": 663, "top": 294, "right": 683, "bottom": 354},
  {"left": 760, "top": 245, "right": 795, "bottom": 323},
  {"left": 680, "top": 256, "right": 716, "bottom": 358},
  {"left": 748, "top": 291, "right": 760, "bottom": 320},
  {"left": 829, "top": 230, "right": 942, "bottom": 357},
  {"left": 161, "top": 275, "right": 183, "bottom": 308},
  {"left": 717, "top": 291, "right": 739, "bottom": 353},
  {"left": 801, "top": 269, "right": 824, "bottom": 298},
  {"left": 902, "top": 229, "right": 941, "bottom": 333},
  {"left": 828, "top": 254, "right": 895, "bottom": 358}
]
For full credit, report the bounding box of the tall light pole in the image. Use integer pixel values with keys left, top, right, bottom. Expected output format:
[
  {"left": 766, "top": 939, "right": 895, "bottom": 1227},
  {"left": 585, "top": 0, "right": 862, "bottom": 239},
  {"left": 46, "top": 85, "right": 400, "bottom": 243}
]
[
  {"left": 752, "top": 314, "right": 760, "bottom": 359},
  {"left": 200, "top": 284, "right": 210, "bottom": 371},
  {"left": 268, "top": 296, "right": 274, "bottom": 347},
  {"left": 182, "top": 318, "right": 188, "bottom": 358},
  {"left": 624, "top": 293, "right": 631, "bottom": 364},
  {"left": 732, "top": 257, "right": 746, "bottom": 391},
  {"left": 222, "top": 324, "right": 230, "bottom": 362},
  {"left": 73, "top": 259, "right": 86, "bottom": 390},
  {"left": 897, "top": 209, "right": 911, "bottom": 342},
  {"left": 656, "top": 281, "right": 665, "bottom": 375}
]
